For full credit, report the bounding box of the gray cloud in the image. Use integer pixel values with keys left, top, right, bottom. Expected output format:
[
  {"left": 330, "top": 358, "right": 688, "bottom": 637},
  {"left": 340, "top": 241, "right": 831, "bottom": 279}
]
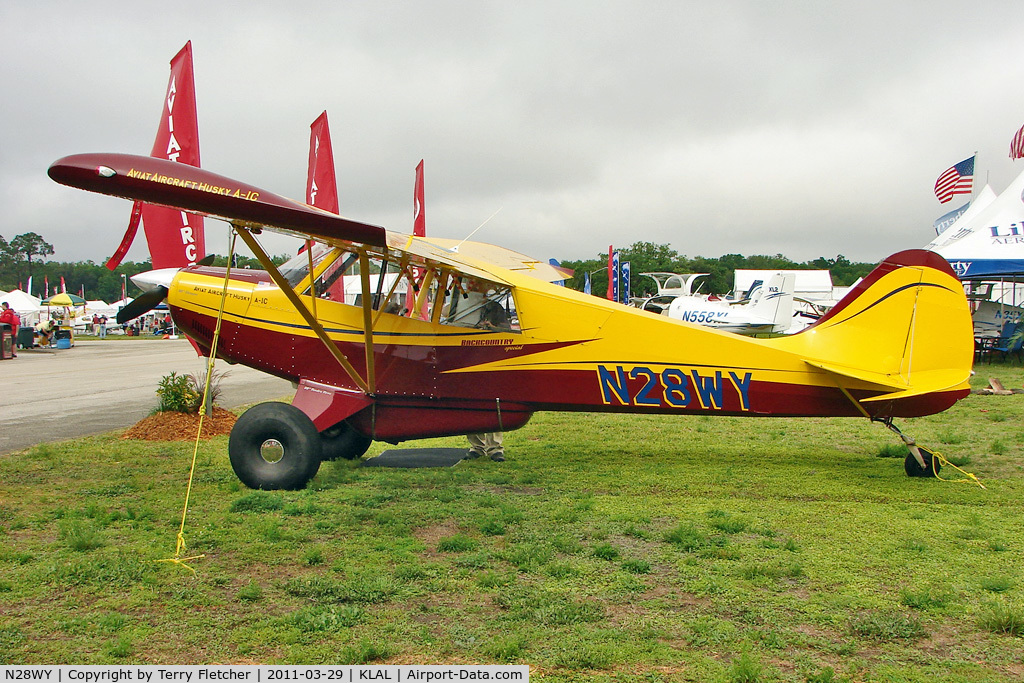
[{"left": 3, "top": 0, "right": 1023, "bottom": 266}]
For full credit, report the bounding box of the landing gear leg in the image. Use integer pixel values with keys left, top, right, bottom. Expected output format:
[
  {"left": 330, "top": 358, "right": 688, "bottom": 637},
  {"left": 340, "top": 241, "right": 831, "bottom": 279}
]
[{"left": 874, "top": 417, "right": 941, "bottom": 478}]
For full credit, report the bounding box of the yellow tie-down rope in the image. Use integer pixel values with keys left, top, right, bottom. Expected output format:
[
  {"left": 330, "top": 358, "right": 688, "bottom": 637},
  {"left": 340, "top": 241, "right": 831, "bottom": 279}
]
[
  {"left": 156, "top": 233, "right": 237, "bottom": 574},
  {"left": 929, "top": 449, "right": 986, "bottom": 489}
]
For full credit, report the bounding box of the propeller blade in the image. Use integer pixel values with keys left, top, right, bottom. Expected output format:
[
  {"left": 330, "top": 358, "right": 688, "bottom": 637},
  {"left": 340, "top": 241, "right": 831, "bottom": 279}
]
[{"left": 116, "top": 286, "right": 168, "bottom": 325}]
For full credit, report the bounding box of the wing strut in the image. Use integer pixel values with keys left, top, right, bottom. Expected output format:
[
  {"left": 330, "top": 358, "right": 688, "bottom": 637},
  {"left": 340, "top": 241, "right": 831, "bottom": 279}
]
[
  {"left": 233, "top": 224, "right": 374, "bottom": 395},
  {"left": 357, "top": 251, "right": 376, "bottom": 393}
]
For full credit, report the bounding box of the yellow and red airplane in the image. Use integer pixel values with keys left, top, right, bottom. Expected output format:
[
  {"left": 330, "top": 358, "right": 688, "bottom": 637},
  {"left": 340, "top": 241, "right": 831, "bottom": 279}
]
[{"left": 49, "top": 152, "right": 975, "bottom": 490}]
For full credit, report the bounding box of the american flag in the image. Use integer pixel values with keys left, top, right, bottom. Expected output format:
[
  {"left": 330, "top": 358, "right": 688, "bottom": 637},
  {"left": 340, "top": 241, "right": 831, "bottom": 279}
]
[
  {"left": 934, "top": 156, "right": 975, "bottom": 203},
  {"left": 1011, "top": 124, "right": 1024, "bottom": 160}
]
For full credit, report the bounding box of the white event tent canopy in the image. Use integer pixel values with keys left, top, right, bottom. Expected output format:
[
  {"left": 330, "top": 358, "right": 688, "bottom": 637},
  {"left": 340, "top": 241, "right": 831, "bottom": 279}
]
[{"left": 925, "top": 168, "right": 1024, "bottom": 280}]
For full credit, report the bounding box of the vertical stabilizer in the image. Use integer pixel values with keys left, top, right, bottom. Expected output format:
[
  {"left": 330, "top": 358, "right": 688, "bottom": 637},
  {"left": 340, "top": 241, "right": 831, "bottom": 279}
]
[{"left": 748, "top": 273, "right": 795, "bottom": 333}]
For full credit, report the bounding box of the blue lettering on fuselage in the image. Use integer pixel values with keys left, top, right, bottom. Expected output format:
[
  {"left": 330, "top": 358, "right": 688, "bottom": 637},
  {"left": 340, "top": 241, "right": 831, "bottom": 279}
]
[
  {"left": 597, "top": 365, "right": 753, "bottom": 411},
  {"left": 679, "top": 310, "right": 729, "bottom": 324}
]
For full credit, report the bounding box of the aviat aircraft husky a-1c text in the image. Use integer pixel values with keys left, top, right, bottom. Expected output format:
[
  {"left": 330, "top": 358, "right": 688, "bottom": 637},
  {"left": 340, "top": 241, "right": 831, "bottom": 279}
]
[{"left": 49, "top": 153, "right": 975, "bottom": 490}]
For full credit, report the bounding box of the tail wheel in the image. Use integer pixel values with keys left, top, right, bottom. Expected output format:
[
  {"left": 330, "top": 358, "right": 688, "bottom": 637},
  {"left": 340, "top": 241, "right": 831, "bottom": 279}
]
[
  {"left": 320, "top": 421, "right": 372, "bottom": 461},
  {"left": 905, "top": 447, "right": 942, "bottom": 478},
  {"left": 229, "top": 402, "right": 322, "bottom": 490}
]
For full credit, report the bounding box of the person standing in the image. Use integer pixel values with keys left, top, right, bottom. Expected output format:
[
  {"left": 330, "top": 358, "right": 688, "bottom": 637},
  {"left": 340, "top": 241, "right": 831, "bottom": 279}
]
[
  {"left": 465, "top": 292, "right": 511, "bottom": 462},
  {"left": 0, "top": 302, "right": 16, "bottom": 357}
]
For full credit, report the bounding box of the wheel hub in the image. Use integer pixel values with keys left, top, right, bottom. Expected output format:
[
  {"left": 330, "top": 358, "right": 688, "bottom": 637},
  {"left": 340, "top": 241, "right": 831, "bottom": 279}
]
[{"left": 259, "top": 438, "right": 285, "bottom": 463}]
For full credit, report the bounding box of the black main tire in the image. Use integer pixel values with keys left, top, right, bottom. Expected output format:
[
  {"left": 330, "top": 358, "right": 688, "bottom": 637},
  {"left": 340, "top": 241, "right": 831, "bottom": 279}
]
[
  {"left": 320, "top": 421, "right": 372, "bottom": 461},
  {"left": 229, "top": 402, "right": 322, "bottom": 490},
  {"left": 904, "top": 447, "right": 942, "bottom": 478}
]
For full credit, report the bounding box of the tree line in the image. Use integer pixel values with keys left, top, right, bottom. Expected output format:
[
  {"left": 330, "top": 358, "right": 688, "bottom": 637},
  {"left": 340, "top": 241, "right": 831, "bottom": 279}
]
[
  {"left": 558, "top": 241, "right": 876, "bottom": 297},
  {"left": 3, "top": 232, "right": 878, "bottom": 303},
  {"left": 0, "top": 232, "right": 281, "bottom": 302}
]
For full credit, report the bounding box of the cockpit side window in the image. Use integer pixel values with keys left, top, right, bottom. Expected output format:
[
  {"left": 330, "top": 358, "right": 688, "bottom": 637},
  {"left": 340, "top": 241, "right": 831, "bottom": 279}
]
[
  {"left": 282, "top": 245, "right": 519, "bottom": 330},
  {"left": 279, "top": 243, "right": 335, "bottom": 289},
  {"left": 440, "top": 277, "right": 519, "bottom": 332}
]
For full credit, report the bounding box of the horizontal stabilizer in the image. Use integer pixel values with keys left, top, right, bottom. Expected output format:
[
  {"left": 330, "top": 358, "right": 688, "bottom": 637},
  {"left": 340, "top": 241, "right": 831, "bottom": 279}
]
[
  {"left": 48, "top": 153, "right": 387, "bottom": 247},
  {"left": 857, "top": 369, "right": 975, "bottom": 403},
  {"left": 803, "top": 359, "right": 908, "bottom": 392}
]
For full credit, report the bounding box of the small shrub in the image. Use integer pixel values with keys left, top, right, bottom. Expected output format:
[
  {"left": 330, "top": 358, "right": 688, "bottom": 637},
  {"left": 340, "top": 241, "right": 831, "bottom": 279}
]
[
  {"left": 156, "top": 371, "right": 201, "bottom": 413},
  {"left": 155, "top": 368, "right": 228, "bottom": 414},
  {"left": 187, "top": 368, "right": 227, "bottom": 411}
]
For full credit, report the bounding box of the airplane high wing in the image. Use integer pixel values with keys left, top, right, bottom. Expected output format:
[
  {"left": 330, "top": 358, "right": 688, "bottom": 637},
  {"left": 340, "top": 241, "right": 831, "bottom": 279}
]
[{"left": 49, "top": 153, "right": 975, "bottom": 490}]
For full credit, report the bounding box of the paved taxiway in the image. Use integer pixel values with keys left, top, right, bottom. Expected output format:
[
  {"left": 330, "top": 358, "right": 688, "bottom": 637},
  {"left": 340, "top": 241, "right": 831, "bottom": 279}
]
[{"left": 0, "top": 338, "right": 294, "bottom": 454}]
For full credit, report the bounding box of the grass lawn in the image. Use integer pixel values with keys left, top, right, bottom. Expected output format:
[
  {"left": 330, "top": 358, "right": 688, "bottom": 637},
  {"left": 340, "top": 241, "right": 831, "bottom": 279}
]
[{"left": 1, "top": 364, "right": 1023, "bottom": 681}]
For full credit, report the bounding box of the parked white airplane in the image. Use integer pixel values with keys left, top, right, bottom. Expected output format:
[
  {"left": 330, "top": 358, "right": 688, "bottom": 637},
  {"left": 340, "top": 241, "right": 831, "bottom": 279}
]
[
  {"left": 631, "top": 272, "right": 710, "bottom": 314},
  {"left": 662, "top": 272, "right": 796, "bottom": 335}
]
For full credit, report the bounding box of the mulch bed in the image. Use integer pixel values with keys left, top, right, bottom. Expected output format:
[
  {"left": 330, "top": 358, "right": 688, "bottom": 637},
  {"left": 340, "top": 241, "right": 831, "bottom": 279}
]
[{"left": 122, "top": 407, "right": 238, "bottom": 441}]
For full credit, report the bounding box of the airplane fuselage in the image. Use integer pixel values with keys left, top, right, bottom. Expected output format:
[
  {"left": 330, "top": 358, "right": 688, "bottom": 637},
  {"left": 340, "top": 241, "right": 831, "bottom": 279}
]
[{"left": 169, "top": 257, "right": 970, "bottom": 444}]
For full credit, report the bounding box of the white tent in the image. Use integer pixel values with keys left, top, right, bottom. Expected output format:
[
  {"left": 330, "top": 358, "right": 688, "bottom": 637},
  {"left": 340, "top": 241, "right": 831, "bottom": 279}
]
[
  {"left": 86, "top": 300, "right": 119, "bottom": 317},
  {"left": 0, "top": 289, "right": 42, "bottom": 325},
  {"left": 925, "top": 168, "right": 1024, "bottom": 279}
]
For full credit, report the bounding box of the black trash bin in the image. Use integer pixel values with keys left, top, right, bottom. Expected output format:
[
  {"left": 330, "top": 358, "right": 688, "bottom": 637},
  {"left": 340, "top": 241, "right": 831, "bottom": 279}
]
[{"left": 17, "top": 326, "right": 34, "bottom": 349}]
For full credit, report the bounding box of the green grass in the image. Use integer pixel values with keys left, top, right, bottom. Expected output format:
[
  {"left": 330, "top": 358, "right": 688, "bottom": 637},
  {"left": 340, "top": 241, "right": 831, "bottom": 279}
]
[{"left": 2, "top": 363, "right": 1024, "bottom": 678}]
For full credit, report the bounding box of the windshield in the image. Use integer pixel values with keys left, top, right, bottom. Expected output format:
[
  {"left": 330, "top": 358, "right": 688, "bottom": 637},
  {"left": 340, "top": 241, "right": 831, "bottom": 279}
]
[{"left": 278, "top": 243, "right": 335, "bottom": 289}]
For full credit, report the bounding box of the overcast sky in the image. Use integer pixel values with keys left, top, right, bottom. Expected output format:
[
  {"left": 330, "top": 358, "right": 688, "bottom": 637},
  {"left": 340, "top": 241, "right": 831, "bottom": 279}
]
[{"left": 3, "top": 1, "right": 1023, "bottom": 267}]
